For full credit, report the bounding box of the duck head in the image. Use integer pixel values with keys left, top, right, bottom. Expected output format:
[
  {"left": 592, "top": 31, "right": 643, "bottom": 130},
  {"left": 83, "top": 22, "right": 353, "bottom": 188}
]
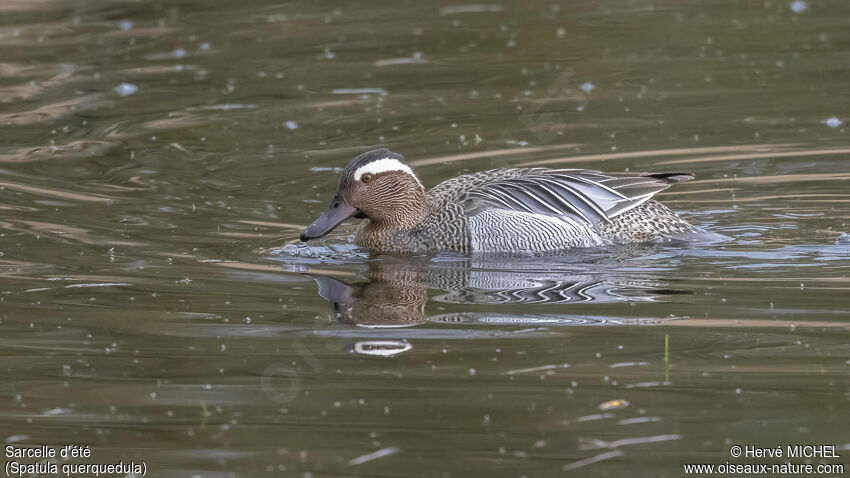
[{"left": 300, "top": 148, "right": 427, "bottom": 242}]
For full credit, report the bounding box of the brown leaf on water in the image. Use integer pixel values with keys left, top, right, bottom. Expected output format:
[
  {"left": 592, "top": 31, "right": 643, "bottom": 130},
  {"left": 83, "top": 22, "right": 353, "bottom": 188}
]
[{"left": 598, "top": 399, "right": 630, "bottom": 411}]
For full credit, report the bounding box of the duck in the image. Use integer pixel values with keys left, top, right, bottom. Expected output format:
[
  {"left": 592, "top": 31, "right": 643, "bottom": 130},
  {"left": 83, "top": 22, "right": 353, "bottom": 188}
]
[{"left": 300, "top": 148, "right": 703, "bottom": 254}]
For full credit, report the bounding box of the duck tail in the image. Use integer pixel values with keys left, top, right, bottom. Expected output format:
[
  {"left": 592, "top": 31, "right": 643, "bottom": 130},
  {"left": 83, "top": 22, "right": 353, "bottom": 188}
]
[{"left": 641, "top": 172, "right": 695, "bottom": 183}]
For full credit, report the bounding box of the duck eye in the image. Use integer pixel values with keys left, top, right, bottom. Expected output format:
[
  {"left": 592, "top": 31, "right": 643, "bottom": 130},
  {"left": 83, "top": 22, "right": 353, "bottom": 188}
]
[
  {"left": 332, "top": 202, "right": 340, "bottom": 209},
  {"left": 361, "top": 173, "right": 373, "bottom": 183}
]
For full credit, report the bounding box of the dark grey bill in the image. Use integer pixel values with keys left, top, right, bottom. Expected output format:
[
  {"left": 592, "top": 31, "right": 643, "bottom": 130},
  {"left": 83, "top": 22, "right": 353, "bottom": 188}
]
[{"left": 300, "top": 193, "right": 358, "bottom": 241}]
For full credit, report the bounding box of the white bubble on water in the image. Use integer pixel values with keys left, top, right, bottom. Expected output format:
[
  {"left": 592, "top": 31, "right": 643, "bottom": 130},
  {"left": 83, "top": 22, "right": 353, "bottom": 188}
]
[
  {"left": 580, "top": 81, "right": 595, "bottom": 93},
  {"left": 790, "top": 0, "right": 807, "bottom": 13},
  {"left": 284, "top": 121, "right": 298, "bottom": 130},
  {"left": 824, "top": 117, "right": 842, "bottom": 128},
  {"left": 173, "top": 48, "right": 187, "bottom": 58},
  {"left": 115, "top": 82, "right": 138, "bottom": 96},
  {"left": 119, "top": 19, "right": 132, "bottom": 31}
]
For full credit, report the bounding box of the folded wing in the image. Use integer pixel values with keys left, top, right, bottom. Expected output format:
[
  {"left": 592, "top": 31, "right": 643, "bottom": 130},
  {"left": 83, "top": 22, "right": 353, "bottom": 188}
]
[{"left": 462, "top": 169, "right": 693, "bottom": 224}]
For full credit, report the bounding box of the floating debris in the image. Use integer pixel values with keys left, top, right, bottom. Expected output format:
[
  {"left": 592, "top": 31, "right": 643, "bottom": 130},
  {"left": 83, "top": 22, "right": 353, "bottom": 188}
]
[
  {"left": 115, "top": 83, "right": 138, "bottom": 96},
  {"left": 439, "top": 4, "right": 503, "bottom": 15},
  {"left": 332, "top": 87, "right": 388, "bottom": 96},
  {"left": 824, "top": 117, "right": 842, "bottom": 128},
  {"left": 790, "top": 0, "right": 808, "bottom": 13},
  {"left": 309, "top": 166, "right": 343, "bottom": 173},
  {"left": 581, "top": 434, "right": 682, "bottom": 450},
  {"left": 65, "top": 282, "right": 131, "bottom": 288},
  {"left": 169, "top": 143, "right": 192, "bottom": 155},
  {"left": 609, "top": 361, "right": 649, "bottom": 368},
  {"left": 504, "top": 363, "right": 569, "bottom": 375},
  {"left": 42, "top": 408, "right": 71, "bottom": 416},
  {"left": 563, "top": 450, "right": 623, "bottom": 472},
  {"left": 572, "top": 413, "right": 615, "bottom": 423},
  {"left": 598, "top": 399, "right": 630, "bottom": 411},
  {"left": 617, "top": 416, "right": 662, "bottom": 425},
  {"left": 624, "top": 381, "right": 671, "bottom": 389},
  {"left": 187, "top": 104, "right": 256, "bottom": 111},
  {"left": 374, "top": 52, "right": 426, "bottom": 67},
  {"left": 347, "top": 447, "right": 400, "bottom": 466}
]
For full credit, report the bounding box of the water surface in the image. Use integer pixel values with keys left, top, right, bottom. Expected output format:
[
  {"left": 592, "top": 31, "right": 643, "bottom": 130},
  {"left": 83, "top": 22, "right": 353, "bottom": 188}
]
[{"left": 1, "top": 0, "right": 849, "bottom": 476}]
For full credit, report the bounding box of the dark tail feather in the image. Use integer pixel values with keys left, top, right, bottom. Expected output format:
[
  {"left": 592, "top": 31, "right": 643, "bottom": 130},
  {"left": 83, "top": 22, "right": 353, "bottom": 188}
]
[{"left": 641, "top": 172, "right": 695, "bottom": 183}]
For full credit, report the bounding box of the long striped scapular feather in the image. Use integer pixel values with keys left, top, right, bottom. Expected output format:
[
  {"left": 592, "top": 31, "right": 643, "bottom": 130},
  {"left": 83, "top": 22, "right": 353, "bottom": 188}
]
[{"left": 463, "top": 168, "right": 693, "bottom": 224}]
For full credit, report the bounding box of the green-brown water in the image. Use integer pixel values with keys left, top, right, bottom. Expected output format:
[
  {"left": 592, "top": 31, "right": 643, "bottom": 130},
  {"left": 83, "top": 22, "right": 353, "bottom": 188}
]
[{"left": 1, "top": 0, "right": 849, "bottom": 476}]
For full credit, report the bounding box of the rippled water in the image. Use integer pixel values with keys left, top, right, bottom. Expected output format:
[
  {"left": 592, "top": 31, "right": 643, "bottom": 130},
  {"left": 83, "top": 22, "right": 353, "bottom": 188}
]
[{"left": 1, "top": 0, "right": 849, "bottom": 476}]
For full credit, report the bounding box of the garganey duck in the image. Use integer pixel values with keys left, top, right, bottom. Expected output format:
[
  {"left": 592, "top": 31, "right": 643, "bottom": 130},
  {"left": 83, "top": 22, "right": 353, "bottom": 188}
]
[{"left": 300, "top": 148, "right": 702, "bottom": 253}]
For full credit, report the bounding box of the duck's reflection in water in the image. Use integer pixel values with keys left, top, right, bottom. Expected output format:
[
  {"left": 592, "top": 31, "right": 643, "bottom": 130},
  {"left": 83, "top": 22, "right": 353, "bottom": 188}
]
[{"left": 308, "top": 255, "right": 690, "bottom": 338}]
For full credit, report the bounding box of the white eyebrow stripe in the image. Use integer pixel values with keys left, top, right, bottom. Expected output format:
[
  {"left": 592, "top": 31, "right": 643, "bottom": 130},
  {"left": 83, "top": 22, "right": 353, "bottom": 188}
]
[{"left": 353, "top": 158, "right": 423, "bottom": 189}]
